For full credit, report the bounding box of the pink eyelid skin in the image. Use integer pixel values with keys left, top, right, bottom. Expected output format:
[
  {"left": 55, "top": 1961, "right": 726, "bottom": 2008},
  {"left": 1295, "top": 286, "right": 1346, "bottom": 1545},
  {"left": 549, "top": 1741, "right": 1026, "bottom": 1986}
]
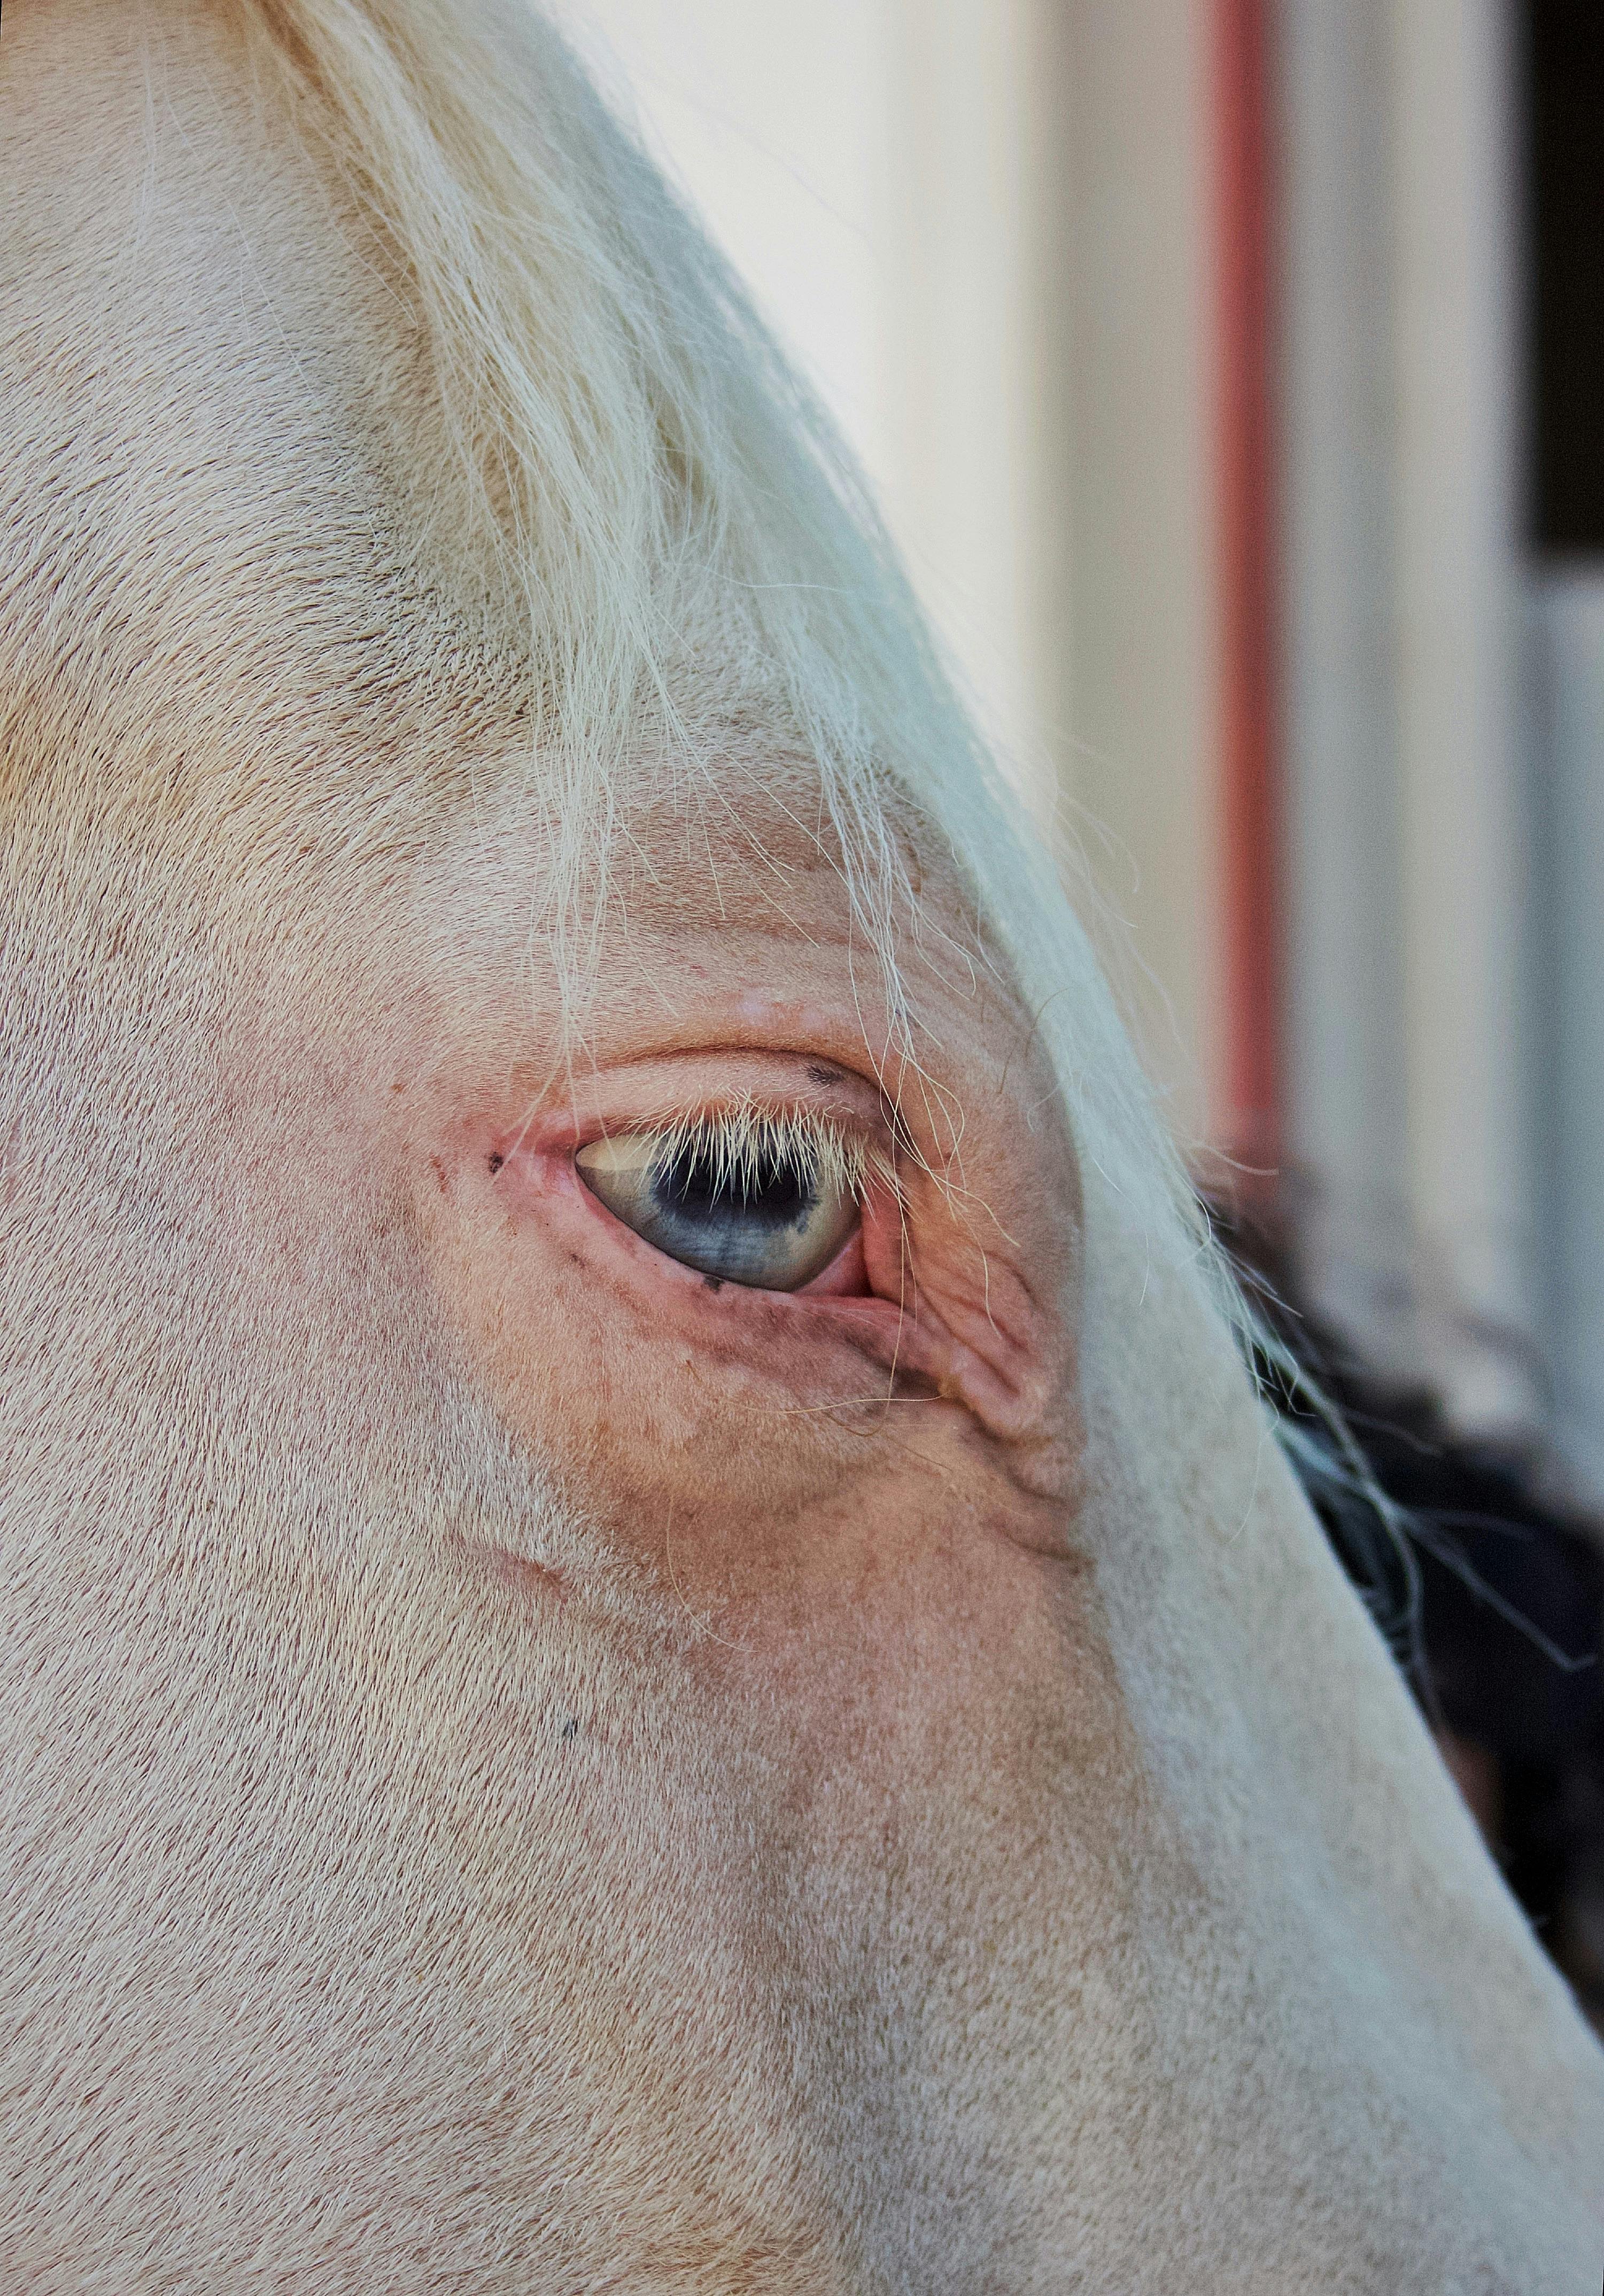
[
  {"left": 502, "top": 1141, "right": 1051, "bottom": 1443},
  {"left": 486, "top": 1086, "right": 949, "bottom": 1394},
  {"left": 472, "top": 1043, "right": 1052, "bottom": 1444}
]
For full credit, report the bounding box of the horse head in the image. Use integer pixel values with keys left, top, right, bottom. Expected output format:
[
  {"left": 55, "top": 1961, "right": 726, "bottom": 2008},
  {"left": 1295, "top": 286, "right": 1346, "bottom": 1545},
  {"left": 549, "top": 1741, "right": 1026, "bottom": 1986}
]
[{"left": 1, "top": 2, "right": 1600, "bottom": 2284}]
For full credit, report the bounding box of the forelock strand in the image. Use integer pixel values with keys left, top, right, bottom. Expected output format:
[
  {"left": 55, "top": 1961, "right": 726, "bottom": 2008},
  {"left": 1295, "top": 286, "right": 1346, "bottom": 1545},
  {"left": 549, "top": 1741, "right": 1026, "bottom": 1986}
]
[{"left": 237, "top": 0, "right": 1210, "bottom": 1288}]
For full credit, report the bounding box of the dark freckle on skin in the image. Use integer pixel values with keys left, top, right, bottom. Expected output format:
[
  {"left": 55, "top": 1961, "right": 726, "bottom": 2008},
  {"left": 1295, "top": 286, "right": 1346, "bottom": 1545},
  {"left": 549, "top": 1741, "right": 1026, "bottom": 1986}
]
[
  {"left": 487, "top": 1153, "right": 504, "bottom": 1174},
  {"left": 807, "top": 1064, "right": 845, "bottom": 1086},
  {"left": 703, "top": 1275, "right": 724, "bottom": 1293},
  {"left": 430, "top": 1155, "right": 447, "bottom": 1192}
]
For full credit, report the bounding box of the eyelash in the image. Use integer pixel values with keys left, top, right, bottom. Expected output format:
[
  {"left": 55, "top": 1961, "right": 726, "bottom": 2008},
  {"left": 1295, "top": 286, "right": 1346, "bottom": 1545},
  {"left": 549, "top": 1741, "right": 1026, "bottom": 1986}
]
[
  {"left": 631, "top": 1099, "right": 881, "bottom": 1207},
  {"left": 568, "top": 1096, "right": 899, "bottom": 1294}
]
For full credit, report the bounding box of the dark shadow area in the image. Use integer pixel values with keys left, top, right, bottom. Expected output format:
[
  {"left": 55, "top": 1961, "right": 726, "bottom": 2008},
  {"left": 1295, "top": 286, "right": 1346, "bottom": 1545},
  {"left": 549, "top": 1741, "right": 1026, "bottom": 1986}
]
[
  {"left": 1523, "top": 0, "right": 1604, "bottom": 552},
  {"left": 1214, "top": 1195, "right": 1604, "bottom": 2037}
]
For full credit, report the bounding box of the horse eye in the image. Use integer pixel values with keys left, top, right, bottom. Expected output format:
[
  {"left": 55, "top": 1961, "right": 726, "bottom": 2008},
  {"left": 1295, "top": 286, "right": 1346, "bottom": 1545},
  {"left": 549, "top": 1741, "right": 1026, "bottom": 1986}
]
[{"left": 575, "top": 1130, "right": 859, "bottom": 1290}]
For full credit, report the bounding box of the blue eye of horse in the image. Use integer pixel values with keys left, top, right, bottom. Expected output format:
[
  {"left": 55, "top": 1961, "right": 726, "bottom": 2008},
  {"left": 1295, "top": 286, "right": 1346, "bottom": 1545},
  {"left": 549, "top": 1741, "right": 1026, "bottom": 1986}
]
[
  {"left": 575, "top": 1131, "right": 859, "bottom": 1290},
  {"left": 656, "top": 1139, "right": 812, "bottom": 1229}
]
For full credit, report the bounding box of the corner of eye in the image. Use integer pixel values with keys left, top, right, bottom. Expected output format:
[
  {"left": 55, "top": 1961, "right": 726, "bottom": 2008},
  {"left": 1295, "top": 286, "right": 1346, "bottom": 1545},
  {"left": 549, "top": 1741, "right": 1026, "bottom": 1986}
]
[{"left": 574, "top": 1133, "right": 655, "bottom": 1178}]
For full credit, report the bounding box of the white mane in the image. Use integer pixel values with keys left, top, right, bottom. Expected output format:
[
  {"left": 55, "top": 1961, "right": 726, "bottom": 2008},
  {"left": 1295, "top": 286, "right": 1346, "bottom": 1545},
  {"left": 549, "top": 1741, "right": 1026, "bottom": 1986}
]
[{"left": 241, "top": 0, "right": 1204, "bottom": 1276}]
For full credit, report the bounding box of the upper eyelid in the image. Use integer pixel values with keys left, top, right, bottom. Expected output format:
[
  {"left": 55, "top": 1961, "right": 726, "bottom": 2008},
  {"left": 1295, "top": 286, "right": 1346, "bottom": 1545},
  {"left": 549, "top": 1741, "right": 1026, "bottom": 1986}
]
[
  {"left": 503, "top": 1051, "right": 903, "bottom": 1193},
  {"left": 575, "top": 1095, "right": 890, "bottom": 1176}
]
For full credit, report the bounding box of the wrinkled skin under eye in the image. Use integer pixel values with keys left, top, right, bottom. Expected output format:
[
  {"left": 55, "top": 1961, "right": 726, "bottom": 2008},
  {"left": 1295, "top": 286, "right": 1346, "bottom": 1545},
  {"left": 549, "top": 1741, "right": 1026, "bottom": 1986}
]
[{"left": 575, "top": 1125, "right": 861, "bottom": 1290}]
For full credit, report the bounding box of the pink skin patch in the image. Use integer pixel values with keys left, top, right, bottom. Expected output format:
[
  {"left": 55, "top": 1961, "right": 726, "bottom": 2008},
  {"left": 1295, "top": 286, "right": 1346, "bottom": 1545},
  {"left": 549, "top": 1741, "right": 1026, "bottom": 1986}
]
[{"left": 481, "top": 1048, "right": 1051, "bottom": 1450}]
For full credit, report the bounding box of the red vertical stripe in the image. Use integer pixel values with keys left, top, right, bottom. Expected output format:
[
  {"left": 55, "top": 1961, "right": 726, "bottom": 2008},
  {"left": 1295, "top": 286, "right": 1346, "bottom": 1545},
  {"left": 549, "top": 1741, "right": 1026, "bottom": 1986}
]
[{"left": 1214, "top": 0, "right": 1282, "bottom": 1176}]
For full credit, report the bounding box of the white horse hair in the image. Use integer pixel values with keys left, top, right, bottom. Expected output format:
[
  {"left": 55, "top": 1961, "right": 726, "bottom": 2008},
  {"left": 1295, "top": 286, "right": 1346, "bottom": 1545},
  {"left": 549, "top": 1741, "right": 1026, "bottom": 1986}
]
[
  {"left": 237, "top": 0, "right": 1190, "bottom": 1250},
  {"left": 1, "top": 1, "right": 1602, "bottom": 2287}
]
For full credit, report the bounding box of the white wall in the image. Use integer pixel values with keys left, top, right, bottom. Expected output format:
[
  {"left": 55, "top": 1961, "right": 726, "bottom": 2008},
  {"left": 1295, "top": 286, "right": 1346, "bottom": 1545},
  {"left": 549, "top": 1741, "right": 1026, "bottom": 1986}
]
[
  {"left": 551, "top": 0, "right": 1068, "bottom": 813},
  {"left": 1391, "top": 0, "right": 1533, "bottom": 1433},
  {"left": 1281, "top": 0, "right": 1414, "bottom": 1375},
  {"left": 1281, "top": 0, "right": 1538, "bottom": 1441},
  {"left": 1061, "top": 1, "right": 1223, "bottom": 1146},
  {"left": 1530, "top": 577, "right": 1604, "bottom": 1502}
]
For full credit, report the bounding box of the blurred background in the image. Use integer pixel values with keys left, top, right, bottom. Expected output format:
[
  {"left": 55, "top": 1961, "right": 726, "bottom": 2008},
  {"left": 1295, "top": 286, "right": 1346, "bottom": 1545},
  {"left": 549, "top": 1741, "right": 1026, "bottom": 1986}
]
[{"left": 551, "top": 2, "right": 1604, "bottom": 2014}]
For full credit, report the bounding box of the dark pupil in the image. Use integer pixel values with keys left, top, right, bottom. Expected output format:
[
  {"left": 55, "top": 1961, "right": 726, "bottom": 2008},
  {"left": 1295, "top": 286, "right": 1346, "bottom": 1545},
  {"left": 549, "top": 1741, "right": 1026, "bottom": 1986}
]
[{"left": 654, "top": 1142, "right": 815, "bottom": 1231}]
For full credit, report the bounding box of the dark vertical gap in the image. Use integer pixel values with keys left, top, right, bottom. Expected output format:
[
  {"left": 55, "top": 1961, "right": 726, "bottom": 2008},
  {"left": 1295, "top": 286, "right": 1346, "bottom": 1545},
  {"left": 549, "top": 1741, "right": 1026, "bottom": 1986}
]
[{"left": 1524, "top": 1, "right": 1604, "bottom": 554}]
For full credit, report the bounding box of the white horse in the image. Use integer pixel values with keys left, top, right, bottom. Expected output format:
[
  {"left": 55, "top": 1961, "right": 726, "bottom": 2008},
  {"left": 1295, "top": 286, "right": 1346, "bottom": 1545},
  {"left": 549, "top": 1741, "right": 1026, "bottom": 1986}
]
[{"left": 1, "top": 2, "right": 1600, "bottom": 2286}]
